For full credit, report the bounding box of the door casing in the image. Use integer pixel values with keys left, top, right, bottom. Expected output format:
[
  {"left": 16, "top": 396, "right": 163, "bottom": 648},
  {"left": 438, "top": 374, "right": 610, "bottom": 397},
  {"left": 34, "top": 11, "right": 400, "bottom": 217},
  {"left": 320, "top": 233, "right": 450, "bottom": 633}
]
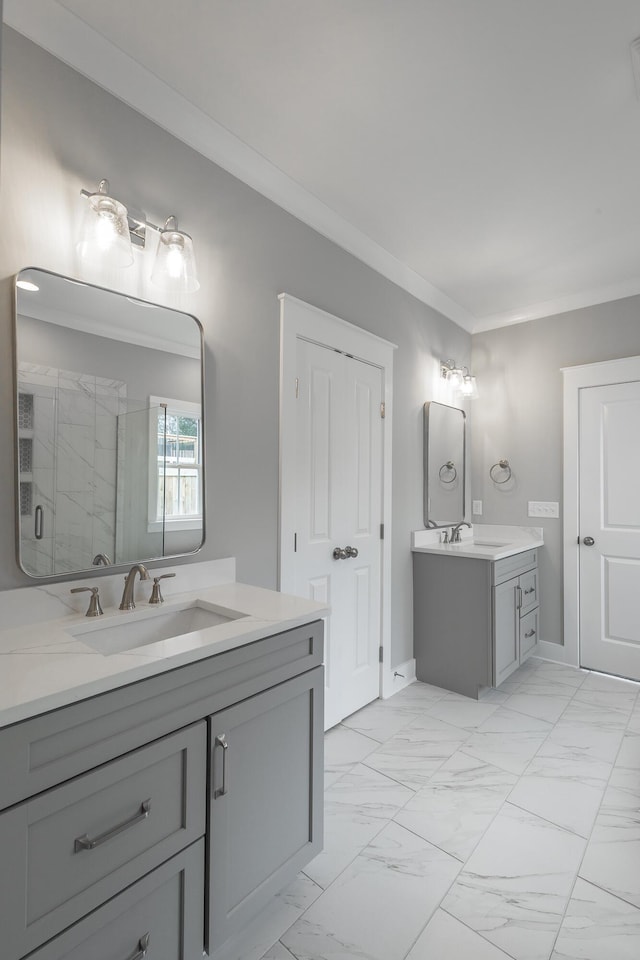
[
  {"left": 278, "top": 294, "right": 397, "bottom": 697},
  {"left": 561, "top": 354, "right": 640, "bottom": 668}
]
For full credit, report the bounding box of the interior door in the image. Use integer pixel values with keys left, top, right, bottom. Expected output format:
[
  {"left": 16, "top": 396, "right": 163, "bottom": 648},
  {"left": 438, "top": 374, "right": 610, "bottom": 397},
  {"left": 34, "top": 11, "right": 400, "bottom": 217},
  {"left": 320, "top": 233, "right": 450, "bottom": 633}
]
[
  {"left": 295, "top": 338, "right": 383, "bottom": 729},
  {"left": 579, "top": 380, "right": 640, "bottom": 680}
]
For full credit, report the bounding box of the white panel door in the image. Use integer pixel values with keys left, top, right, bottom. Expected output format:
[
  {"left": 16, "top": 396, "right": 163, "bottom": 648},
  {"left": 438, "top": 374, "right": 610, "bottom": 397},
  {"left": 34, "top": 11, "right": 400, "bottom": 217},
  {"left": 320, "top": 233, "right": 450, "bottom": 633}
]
[
  {"left": 579, "top": 380, "right": 640, "bottom": 679},
  {"left": 295, "top": 338, "right": 383, "bottom": 728}
]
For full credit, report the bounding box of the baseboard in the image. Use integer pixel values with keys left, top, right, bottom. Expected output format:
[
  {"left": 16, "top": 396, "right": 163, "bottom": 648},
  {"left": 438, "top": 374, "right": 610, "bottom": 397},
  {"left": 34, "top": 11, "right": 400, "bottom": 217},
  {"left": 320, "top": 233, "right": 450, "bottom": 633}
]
[
  {"left": 381, "top": 658, "right": 416, "bottom": 699},
  {"left": 536, "top": 639, "right": 578, "bottom": 667}
]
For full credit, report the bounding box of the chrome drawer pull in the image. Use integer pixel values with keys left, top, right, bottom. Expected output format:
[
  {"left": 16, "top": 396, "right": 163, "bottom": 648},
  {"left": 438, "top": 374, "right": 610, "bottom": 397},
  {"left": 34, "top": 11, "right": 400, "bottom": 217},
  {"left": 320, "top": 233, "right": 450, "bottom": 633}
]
[
  {"left": 74, "top": 799, "right": 151, "bottom": 852},
  {"left": 517, "top": 586, "right": 523, "bottom": 609},
  {"left": 125, "top": 933, "right": 150, "bottom": 960},
  {"left": 524, "top": 587, "right": 535, "bottom": 595},
  {"left": 214, "top": 734, "right": 229, "bottom": 798},
  {"left": 524, "top": 629, "right": 536, "bottom": 639}
]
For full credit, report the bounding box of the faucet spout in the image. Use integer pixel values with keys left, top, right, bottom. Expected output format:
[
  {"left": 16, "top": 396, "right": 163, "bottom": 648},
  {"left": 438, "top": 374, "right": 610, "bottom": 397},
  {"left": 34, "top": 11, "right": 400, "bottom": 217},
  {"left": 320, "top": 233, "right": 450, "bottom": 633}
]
[
  {"left": 119, "top": 563, "right": 150, "bottom": 610},
  {"left": 450, "top": 521, "right": 472, "bottom": 543}
]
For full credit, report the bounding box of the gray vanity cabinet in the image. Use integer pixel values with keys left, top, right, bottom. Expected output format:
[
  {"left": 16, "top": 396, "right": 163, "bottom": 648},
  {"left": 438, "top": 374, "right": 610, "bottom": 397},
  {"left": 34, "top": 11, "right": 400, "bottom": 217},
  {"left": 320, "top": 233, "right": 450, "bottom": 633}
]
[
  {"left": 208, "top": 667, "right": 324, "bottom": 953},
  {"left": 413, "top": 549, "right": 539, "bottom": 698}
]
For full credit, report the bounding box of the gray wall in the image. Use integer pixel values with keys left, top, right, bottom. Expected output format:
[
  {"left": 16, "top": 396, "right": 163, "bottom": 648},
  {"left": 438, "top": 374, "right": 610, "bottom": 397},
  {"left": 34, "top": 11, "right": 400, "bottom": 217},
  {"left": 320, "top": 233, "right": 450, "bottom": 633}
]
[
  {"left": 471, "top": 295, "right": 640, "bottom": 648},
  {"left": 0, "top": 29, "right": 470, "bottom": 669}
]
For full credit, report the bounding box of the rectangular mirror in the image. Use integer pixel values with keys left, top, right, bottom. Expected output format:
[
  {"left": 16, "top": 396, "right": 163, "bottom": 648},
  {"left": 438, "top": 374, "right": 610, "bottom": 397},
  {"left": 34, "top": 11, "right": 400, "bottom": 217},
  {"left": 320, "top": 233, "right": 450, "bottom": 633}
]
[
  {"left": 14, "top": 267, "right": 204, "bottom": 578},
  {"left": 423, "top": 400, "right": 466, "bottom": 527}
]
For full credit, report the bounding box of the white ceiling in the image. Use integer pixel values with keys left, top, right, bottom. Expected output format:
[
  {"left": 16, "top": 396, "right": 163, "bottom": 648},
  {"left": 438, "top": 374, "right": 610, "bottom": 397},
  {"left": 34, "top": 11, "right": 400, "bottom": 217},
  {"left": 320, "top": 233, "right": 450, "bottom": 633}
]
[{"left": 5, "top": 0, "right": 640, "bottom": 333}]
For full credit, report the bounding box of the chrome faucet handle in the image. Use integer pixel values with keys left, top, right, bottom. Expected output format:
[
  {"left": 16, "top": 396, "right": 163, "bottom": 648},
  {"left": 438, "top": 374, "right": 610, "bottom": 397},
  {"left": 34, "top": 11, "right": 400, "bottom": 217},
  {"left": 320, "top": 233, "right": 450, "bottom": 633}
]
[
  {"left": 441, "top": 529, "right": 450, "bottom": 543},
  {"left": 149, "top": 573, "right": 176, "bottom": 604},
  {"left": 70, "top": 586, "right": 104, "bottom": 617}
]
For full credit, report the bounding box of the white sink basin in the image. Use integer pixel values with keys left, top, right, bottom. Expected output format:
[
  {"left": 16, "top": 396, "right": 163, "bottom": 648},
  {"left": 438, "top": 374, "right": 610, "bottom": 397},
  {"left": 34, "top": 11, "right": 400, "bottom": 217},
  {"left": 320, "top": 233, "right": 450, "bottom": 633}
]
[{"left": 70, "top": 601, "right": 247, "bottom": 655}]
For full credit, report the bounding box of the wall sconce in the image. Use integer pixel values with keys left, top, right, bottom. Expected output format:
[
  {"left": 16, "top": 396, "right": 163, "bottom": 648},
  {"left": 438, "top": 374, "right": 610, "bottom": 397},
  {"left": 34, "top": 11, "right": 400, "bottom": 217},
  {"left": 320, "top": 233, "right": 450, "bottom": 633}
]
[
  {"left": 78, "top": 179, "right": 199, "bottom": 292},
  {"left": 440, "top": 359, "right": 478, "bottom": 399}
]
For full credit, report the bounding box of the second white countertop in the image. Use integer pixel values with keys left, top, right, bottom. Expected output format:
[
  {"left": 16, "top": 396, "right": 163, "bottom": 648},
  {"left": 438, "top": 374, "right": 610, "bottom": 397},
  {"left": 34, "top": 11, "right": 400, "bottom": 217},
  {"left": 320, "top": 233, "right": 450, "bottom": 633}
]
[{"left": 412, "top": 523, "right": 543, "bottom": 560}]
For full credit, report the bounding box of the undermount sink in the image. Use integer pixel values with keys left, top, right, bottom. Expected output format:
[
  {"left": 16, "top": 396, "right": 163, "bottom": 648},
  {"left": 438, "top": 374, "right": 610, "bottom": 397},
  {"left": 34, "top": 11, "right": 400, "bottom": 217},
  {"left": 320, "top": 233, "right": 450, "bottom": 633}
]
[
  {"left": 447, "top": 539, "right": 509, "bottom": 548},
  {"left": 70, "top": 601, "right": 247, "bottom": 655}
]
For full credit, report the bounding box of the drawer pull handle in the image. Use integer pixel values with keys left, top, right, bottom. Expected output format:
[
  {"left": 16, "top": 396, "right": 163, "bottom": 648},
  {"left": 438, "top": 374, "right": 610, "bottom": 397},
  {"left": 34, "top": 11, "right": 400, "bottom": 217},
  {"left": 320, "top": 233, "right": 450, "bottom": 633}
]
[
  {"left": 524, "top": 629, "right": 536, "bottom": 639},
  {"left": 517, "top": 586, "right": 523, "bottom": 609},
  {"left": 125, "top": 933, "right": 150, "bottom": 960},
  {"left": 524, "top": 587, "right": 535, "bottom": 595},
  {"left": 74, "top": 799, "right": 151, "bottom": 852},
  {"left": 214, "top": 734, "right": 229, "bottom": 798}
]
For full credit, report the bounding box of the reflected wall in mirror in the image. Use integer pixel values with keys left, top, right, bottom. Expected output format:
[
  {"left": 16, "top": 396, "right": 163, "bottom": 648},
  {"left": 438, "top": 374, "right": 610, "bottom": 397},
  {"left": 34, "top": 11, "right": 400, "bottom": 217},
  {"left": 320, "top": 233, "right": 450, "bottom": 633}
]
[
  {"left": 423, "top": 401, "right": 466, "bottom": 527},
  {"left": 14, "top": 267, "right": 204, "bottom": 578}
]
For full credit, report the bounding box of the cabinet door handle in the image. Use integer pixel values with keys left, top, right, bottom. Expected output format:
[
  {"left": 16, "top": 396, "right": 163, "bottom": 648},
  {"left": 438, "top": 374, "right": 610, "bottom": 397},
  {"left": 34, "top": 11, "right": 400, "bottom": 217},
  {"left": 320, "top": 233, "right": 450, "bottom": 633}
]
[
  {"left": 74, "top": 799, "right": 151, "bottom": 852},
  {"left": 124, "top": 934, "right": 150, "bottom": 960},
  {"left": 35, "top": 504, "right": 44, "bottom": 540},
  {"left": 214, "top": 734, "right": 229, "bottom": 798},
  {"left": 517, "top": 586, "right": 523, "bottom": 609},
  {"left": 524, "top": 629, "right": 536, "bottom": 639},
  {"left": 524, "top": 587, "right": 535, "bottom": 595}
]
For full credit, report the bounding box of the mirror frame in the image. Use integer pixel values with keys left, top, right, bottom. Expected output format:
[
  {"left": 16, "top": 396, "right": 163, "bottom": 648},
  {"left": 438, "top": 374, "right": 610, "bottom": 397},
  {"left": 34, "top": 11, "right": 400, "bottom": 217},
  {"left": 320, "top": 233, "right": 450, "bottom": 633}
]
[
  {"left": 13, "top": 266, "right": 206, "bottom": 580},
  {"left": 423, "top": 400, "right": 466, "bottom": 528}
]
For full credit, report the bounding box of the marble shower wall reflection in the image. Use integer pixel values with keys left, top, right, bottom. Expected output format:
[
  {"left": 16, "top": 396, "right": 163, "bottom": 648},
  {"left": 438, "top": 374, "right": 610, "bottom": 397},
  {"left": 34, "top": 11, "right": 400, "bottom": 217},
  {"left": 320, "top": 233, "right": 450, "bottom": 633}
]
[{"left": 18, "top": 362, "right": 126, "bottom": 575}]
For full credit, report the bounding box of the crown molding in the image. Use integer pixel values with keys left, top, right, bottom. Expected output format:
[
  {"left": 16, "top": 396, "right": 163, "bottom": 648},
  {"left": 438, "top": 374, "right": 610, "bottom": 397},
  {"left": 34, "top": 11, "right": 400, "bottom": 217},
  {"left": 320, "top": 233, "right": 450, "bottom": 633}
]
[
  {"left": 472, "top": 277, "right": 640, "bottom": 334},
  {"left": 3, "top": 0, "right": 476, "bottom": 333}
]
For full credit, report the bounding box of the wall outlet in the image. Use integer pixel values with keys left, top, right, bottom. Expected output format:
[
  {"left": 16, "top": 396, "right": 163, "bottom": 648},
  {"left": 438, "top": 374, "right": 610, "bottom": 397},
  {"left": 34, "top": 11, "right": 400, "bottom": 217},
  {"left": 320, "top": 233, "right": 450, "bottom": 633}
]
[
  {"left": 528, "top": 501, "right": 560, "bottom": 518},
  {"left": 472, "top": 500, "right": 483, "bottom": 515}
]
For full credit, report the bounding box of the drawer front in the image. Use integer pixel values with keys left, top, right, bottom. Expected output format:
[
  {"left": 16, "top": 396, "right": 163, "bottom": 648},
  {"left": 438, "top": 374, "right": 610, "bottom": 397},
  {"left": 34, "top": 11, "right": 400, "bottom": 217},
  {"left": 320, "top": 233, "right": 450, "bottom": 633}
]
[
  {"left": 27, "top": 841, "right": 204, "bottom": 960},
  {"left": 0, "top": 619, "right": 323, "bottom": 811},
  {"left": 520, "top": 569, "right": 538, "bottom": 615},
  {"left": 520, "top": 607, "right": 539, "bottom": 660},
  {"left": 0, "top": 722, "right": 206, "bottom": 960},
  {"left": 493, "top": 550, "right": 537, "bottom": 586}
]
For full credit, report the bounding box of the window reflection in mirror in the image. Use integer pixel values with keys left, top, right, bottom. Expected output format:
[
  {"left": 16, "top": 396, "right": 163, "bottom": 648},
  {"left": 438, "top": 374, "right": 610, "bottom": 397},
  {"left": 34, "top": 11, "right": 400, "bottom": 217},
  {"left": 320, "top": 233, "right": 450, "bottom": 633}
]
[
  {"left": 423, "top": 401, "right": 466, "bottom": 527},
  {"left": 14, "top": 267, "right": 204, "bottom": 578}
]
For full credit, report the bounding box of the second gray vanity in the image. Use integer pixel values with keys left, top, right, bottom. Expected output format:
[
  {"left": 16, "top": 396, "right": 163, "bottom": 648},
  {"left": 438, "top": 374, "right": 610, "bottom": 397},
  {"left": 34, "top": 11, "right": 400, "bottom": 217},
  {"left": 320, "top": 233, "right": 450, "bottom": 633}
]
[{"left": 412, "top": 526, "right": 543, "bottom": 698}]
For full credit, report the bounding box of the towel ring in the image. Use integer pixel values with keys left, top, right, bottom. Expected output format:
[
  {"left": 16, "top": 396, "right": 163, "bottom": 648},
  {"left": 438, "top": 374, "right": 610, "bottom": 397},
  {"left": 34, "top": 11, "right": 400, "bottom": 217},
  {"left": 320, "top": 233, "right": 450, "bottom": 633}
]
[
  {"left": 438, "top": 461, "right": 457, "bottom": 483},
  {"left": 490, "top": 459, "right": 512, "bottom": 484}
]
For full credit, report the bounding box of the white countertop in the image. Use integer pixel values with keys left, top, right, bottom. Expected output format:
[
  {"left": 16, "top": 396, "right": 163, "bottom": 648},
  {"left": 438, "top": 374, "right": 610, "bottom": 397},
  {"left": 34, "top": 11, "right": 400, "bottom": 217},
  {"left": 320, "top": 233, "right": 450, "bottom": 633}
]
[
  {"left": 0, "top": 560, "right": 328, "bottom": 729},
  {"left": 411, "top": 523, "right": 543, "bottom": 561}
]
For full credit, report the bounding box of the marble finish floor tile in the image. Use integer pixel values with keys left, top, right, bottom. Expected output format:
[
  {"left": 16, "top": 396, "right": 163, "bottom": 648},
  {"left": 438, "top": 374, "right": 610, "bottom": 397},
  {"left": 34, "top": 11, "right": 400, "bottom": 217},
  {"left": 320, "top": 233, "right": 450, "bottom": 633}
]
[
  {"left": 405, "top": 909, "right": 513, "bottom": 959},
  {"left": 615, "top": 730, "right": 640, "bottom": 771},
  {"left": 214, "top": 873, "right": 322, "bottom": 960},
  {"left": 560, "top": 699, "right": 631, "bottom": 730},
  {"left": 503, "top": 688, "right": 573, "bottom": 724},
  {"left": 261, "top": 944, "right": 297, "bottom": 960},
  {"left": 580, "top": 767, "right": 640, "bottom": 909},
  {"left": 363, "top": 714, "right": 469, "bottom": 790},
  {"left": 442, "top": 803, "right": 586, "bottom": 960},
  {"left": 394, "top": 752, "right": 517, "bottom": 861},
  {"left": 460, "top": 707, "right": 552, "bottom": 776},
  {"left": 424, "top": 694, "right": 500, "bottom": 730},
  {"left": 508, "top": 755, "right": 610, "bottom": 837},
  {"left": 388, "top": 680, "right": 450, "bottom": 707},
  {"left": 551, "top": 878, "right": 640, "bottom": 959},
  {"left": 304, "top": 763, "right": 413, "bottom": 889},
  {"left": 538, "top": 719, "right": 625, "bottom": 766},
  {"left": 323, "top": 724, "right": 378, "bottom": 788},
  {"left": 282, "top": 822, "right": 460, "bottom": 960},
  {"left": 341, "top": 699, "right": 420, "bottom": 743}
]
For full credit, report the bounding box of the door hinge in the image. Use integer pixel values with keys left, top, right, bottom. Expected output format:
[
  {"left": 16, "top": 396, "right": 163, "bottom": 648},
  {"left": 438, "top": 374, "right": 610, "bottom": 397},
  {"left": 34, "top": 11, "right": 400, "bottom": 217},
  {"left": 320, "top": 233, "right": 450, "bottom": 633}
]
[
  {"left": 294, "top": 532, "right": 297, "bottom": 552},
  {"left": 295, "top": 377, "right": 299, "bottom": 399},
  {"left": 379, "top": 645, "right": 384, "bottom": 663},
  {"left": 380, "top": 401, "right": 385, "bottom": 419},
  {"left": 380, "top": 523, "right": 384, "bottom": 540}
]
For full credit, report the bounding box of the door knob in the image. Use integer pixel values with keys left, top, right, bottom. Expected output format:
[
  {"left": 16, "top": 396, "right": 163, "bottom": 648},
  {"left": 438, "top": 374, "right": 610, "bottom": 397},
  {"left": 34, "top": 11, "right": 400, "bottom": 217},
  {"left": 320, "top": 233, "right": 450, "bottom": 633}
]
[
  {"left": 333, "top": 547, "right": 348, "bottom": 560},
  {"left": 582, "top": 536, "right": 595, "bottom": 546},
  {"left": 345, "top": 546, "right": 359, "bottom": 558}
]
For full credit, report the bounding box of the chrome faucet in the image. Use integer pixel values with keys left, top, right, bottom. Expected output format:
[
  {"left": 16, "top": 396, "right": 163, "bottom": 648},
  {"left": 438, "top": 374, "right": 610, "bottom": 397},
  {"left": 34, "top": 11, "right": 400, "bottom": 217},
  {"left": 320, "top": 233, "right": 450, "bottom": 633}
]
[
  {"left": 450, "top": 521, "right": 472, "bottom": 543},
  {"left": 119, "top": 563, "right": 150, "bottom": 610},
  {"left": 92, "top": 553, "right": 112, "bottom": 566}
]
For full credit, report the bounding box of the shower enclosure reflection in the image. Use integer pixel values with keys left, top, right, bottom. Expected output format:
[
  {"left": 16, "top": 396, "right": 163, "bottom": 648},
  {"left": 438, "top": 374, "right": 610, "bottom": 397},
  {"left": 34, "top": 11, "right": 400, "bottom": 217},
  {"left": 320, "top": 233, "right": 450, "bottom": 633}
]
[{"left": 15, "top": 268, "right": 204, "bottom": 578}]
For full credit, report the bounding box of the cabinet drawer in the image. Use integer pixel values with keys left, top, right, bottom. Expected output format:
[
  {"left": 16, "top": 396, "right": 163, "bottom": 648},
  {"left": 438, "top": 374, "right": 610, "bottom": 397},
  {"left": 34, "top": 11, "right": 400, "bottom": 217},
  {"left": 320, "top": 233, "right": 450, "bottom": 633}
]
[
  {"left": 493, "top": 549, "right": 537, "bottom": 586},
  {"left": 519, "top": 569, "right": 538, "bottom": 615},
  {"left": 0, "top": 722, "right": 206, "bottom": 960},
  {"left": 27, "top": 841, "right": 204, "bottom": 960},
  {"left": 520, "top": 607, "right": 539, "bottom": 660}
]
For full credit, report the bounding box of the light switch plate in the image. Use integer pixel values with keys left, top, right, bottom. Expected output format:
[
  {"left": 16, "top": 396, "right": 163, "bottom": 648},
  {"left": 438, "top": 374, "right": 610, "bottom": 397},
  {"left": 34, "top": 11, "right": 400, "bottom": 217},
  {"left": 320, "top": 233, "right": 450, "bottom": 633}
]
[
  {"left": 472, "top": 500, "right": 483, "bottom": 515},
  {"left": 528, "top": 500, "right": 559, "bottom": 518}
]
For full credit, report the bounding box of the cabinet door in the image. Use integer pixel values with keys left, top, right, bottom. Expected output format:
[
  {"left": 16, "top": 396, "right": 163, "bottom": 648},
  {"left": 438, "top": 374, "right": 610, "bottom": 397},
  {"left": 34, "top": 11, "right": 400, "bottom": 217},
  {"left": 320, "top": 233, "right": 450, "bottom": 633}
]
[
  {"left": 493, "top": 577, "right": 519, "bottom": 685},
  {"left": 208, "top": 667, "right": 324, "bottom": 954}
]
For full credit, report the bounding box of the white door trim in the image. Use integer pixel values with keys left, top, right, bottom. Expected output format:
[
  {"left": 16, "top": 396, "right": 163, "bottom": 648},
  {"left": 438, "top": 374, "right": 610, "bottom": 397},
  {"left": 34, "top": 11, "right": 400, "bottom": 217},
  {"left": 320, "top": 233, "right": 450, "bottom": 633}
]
[
  {"left": 562, "top": 354, "right": 640, "bottom": 669},
  {"left": 278, "top": 293, "right": 397, "bottom": 698}
]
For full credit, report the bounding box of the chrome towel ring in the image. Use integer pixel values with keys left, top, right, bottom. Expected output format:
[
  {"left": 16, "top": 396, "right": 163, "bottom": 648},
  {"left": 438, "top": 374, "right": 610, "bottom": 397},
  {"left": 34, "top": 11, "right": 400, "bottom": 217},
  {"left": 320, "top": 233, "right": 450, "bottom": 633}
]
[
  {"left": 490, "top": 459, "right": 512, "bottom": 483},
  {"left": 438, "top": 460, "right": 457, "bottom": 483}
]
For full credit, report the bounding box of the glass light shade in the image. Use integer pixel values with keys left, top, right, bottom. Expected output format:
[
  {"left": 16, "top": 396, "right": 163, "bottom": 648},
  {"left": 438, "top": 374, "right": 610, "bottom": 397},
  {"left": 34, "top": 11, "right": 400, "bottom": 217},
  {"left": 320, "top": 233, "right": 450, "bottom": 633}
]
[
  {"left": 151, "top": 219, "right": 199, "bottom": 293},
  {"left": 77, "top": 183, "right": 134, "bottom": 267},
  {"left": 460, "top": 374, "right": 479, "bottom": 399}
]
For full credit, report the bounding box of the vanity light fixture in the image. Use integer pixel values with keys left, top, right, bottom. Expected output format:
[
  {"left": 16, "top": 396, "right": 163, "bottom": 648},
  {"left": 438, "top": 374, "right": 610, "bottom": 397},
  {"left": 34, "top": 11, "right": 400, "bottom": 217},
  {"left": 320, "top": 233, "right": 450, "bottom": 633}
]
[
  {"left": 78, "top": 180, "right": 199, "bottom": 292},
  {"left": 440, "top": 359, "right": 478, "bottom": 399}
]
